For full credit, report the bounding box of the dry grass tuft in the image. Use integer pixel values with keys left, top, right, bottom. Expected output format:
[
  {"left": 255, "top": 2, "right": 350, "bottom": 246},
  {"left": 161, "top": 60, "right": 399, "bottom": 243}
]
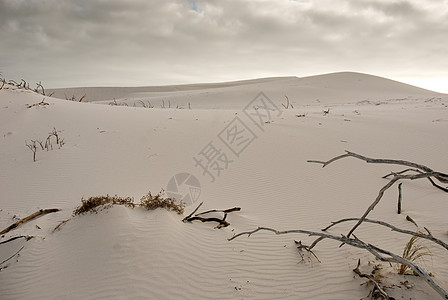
[
  {"left": 73, "top": 195, "right": 135, "bottom": 216},
  {"left": 398, "top": 231, "right": 432, "bottom": 275},
  {"left": 140, "top": 190, "right": 184, "bottom": 215}
]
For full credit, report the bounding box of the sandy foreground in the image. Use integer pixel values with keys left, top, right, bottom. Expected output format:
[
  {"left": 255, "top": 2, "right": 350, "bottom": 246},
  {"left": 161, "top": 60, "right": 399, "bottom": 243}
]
[{"left": 1, "top": 72, "right": 447, "bottom": 299}]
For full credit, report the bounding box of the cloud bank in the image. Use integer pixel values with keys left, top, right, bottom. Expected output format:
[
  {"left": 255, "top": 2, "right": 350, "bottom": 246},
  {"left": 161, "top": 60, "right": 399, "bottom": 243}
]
[{"left": 0, "top": 0, "right": 447, "bottom": 91}]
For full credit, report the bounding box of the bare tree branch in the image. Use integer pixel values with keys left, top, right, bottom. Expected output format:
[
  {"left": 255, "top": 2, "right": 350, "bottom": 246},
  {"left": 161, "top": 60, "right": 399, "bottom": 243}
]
[
  {"left": 0, "top": 209, "right": 60, "bottom": 235},
  {"left": 353, "top": 259, "right": 391, "bottom": 299},
  {"left": 322, "top": 218, "right": 448, "bottom": 251},
  {"left": 229, "top": 226, "right": 448, "bottom": 299},
  {"left": 307, "top": 151, "right": 448, "bottom": 184}
]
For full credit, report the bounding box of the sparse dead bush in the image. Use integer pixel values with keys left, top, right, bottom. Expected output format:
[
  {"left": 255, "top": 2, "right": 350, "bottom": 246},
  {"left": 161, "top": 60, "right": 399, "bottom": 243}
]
[
  {"left": 65, "top": 94, "right": 86, "bottom": 102},
  {"left": 73, "top": 195, "right": 135, "bottom": 216},
  {"left": 140, "top": 190, "right": 184, "bottom": 215}
]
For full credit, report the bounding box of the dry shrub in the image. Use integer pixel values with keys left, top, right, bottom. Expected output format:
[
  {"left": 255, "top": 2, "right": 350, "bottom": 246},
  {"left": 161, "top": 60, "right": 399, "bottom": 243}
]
[
  {"left": 140, "top": 190, "right": 184, "bottom": 215},
  {"left": 73, "top": 195, "right": 135, "bottom": 216}
]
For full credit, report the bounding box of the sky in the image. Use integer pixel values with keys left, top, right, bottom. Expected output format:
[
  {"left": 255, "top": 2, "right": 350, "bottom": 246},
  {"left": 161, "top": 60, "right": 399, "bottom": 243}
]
[{"left": 0, "top": 0, "right": 447, "bottom": 93}]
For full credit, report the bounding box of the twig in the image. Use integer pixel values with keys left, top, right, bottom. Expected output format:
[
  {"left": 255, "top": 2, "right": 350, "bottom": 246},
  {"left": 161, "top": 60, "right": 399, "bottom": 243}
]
[
  {"left": 0, "top": 209, "right": 60, "bottom": 235},
  {"left": 0, "top": 236, "right": 33, "bottom": 245},
  {"left": 27, "top": 98, "right": 49, "bottom": 108},
  {"left": 185, "top": 216, "right": 230, "bottom": 228},
  {"left": 294, "top": 240, "right": 321, "bottom": 263},
  {"left": 322, "top": 217, "right": 448, "bottom": 251},
  {"left": 26, "top": 140, "right": 38, "bottom": 162},
  {"left": 307, "top": 150, "right": 448, "bottom": 184},
  {"left": 182, "top": 202, "right": 203, "bottom": 222},
  {"left": 35, "top": 81, "right": 45, "bottom": 95},
  {"left": 52, "top": 218, "right": 72, "bottom": 233},
  {"left": 383, "top": 169, "right": 448, "bottom": 193},
  {"left": 282, "top": 95, "right": 290, "bottom": 109},
  {"left": 196, "top": 207, "right": 241, "bottom": 216},
  {"left": 406, "top": 215, "right": 418, "bottom": 227},
  {"left": 183, "top": 203, "right": 240, "bottom": 228},
  {"left": 229, "top": 226, "right": 448, "bottom": 299},
  {"left": 353, "top": 259, "right": 391, "bottom": 299}
]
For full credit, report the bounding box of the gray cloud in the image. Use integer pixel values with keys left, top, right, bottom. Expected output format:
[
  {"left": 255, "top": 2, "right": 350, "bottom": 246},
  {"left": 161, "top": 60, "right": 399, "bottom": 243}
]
[{"left": 0, "top": 0, "right": 447, "bottom": 91}]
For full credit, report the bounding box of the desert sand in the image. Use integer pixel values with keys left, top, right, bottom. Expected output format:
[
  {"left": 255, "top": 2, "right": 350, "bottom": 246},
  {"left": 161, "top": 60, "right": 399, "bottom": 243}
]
[{"left": 1, "top": 72, "right": 447, "bottom": 299}]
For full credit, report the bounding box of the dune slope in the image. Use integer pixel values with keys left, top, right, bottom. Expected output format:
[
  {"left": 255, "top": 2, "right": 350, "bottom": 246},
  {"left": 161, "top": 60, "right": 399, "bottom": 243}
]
[{"left": 1, "top": 74, "right": 448, "bottom": 299}]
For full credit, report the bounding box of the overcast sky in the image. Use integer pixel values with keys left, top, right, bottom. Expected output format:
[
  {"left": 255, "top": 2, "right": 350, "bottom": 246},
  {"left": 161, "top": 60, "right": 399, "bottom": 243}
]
[{"left": 1, "top": 0, "right": 447, "bottom": 92}]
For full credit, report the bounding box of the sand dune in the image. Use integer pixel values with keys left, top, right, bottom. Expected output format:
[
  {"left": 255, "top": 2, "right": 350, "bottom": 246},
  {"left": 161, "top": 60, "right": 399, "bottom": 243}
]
[
  {"left": 1, "top": 73, "right": 448, "bottom": 299},
  {"left": 48, "top": 72, "right": 441, "bottom": 109}
]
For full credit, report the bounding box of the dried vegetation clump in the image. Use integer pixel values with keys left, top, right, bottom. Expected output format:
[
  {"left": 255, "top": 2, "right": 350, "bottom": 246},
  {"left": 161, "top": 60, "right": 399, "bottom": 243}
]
[
  {"left": 140, "top": 191, "right": 184, "bottom": 215},
  {"left": 73, "top": 195, "right": 135, "bottom": 216}
]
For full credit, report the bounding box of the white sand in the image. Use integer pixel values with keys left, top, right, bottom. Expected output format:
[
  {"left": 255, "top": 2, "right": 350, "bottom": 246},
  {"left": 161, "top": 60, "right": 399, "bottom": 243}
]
[{"left": 1, "top": 72, "right": 447, "bottom": 299}]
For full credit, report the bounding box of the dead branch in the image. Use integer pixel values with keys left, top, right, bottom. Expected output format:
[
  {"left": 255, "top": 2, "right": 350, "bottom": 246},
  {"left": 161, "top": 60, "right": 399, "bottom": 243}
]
[
  {"left": 383, "top": 169, "right": 448, "bottom": 193},
  {"left": 353, "top": 259, "right": 391, "bottom": 299},
  {"left": 282, "top": 95, "right": 290, "bottom": 109},
  {"left": 346, "top": 171, "right": 447, "bottom": 238},
  {"left": 322, "top": 218, "right": 448, "bottom": 251},
  {"left": 182, "top": 202, "right": 203, "bottom": 222},
  {"left": 397, "top": 183, "right": 402, "bottom": 214},
  {"left": 294, "top": 240, "right": 321, "bottom": 263},
  {"left": 35, "top": 81, "right": 45, "bottom": 95},
  {"left": 26, "top": 140, "right": 38, "bottom": 162},
  {"left": 27, "top": 98, "right": 49, "bottom": 108},
  {"left": 196, "top": 207, "right": 241, "bottom": 216},
  {"left": 229, "top": 226, "right": 448, "bottom": 299},
  {"left": 406, "top": 215, "right": 418, "bottom": 227},
  {"left": 0, "top": 209, "right": 60, "bottom": 235},
  {"left": 307, "top": 150, "right": 448, "bottom": 185},
  {"left": 52, "top": 218, "right": 72, "bottom": 233},
  {"left": 185, "top": 216, "right": 230, "bottom": 228},
  {"left": 308, "top": 151, "right": 447, "bottom": 238},
  {"left": 1, "top": 78, "right": 6, "bottom": 90},
  {"left": 183, "top": 203, "right": 240, "bottom": 228}
]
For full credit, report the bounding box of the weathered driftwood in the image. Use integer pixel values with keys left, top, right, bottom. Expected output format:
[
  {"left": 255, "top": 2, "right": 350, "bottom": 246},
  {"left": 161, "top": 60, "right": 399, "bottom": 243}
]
[
  {"left": 182, "top": 202, "right": 204, "bottom": 222},
  {"left": 308, "top": 151, "right": 448, "bottom": 182},
  {"left": 383, "top": 168, "right": 448, "bottom": 193},
  {"left": 0, "top": 209, "right": 60, "bottom": 235},
  {"left": 322, "top": 218, "right": 448, "bottom": 251},
  {"left": 308, "top": 151, "right": 448, "bottom": 238},
  {"left": 397, "top": 183, "right": 403, "bottom": 214},
  {"left": 183, "top": 202, "right": 240, "bottom": 228},
  {"left": 353, "top": 259, "right": 391, "bottom": 300},
  {"left": 196, "top": 207, "right": 241, "bottom": 216},
  {"left": 229, "top": 227, "right": 448, "bottom": 299}
]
